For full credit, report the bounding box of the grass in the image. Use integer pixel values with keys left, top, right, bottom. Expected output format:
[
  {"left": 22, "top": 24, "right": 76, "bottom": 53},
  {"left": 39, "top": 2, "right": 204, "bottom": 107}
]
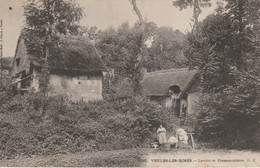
[{"left": 0, "top": 149, "right": 147, "bottom": 167}]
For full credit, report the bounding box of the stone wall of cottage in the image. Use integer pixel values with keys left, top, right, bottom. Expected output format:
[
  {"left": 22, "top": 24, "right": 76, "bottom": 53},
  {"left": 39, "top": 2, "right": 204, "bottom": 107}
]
[
  {"left": 187, "top": 77, "right": 200, "bottom": 114},
  {"left": 49, "top": 74, "right": 103, "bottom": 102},
  {"left": 31, "top": 68, "right": 103, "bottom": 102}
]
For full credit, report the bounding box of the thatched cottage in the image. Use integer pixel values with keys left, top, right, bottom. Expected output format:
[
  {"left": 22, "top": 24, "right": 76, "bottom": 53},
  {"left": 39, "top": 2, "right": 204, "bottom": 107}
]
[
  {"left": 11, "top": 35, "right": 107, "bottom": 102},
  {"left": 118, "top": 68, "right": 200, "bottom": 117}
]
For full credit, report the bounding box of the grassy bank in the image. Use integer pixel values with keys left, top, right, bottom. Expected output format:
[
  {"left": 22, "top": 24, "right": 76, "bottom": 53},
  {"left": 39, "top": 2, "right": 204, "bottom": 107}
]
[{"left": 0, "top": 149, "right": 146, "bottom": 167}]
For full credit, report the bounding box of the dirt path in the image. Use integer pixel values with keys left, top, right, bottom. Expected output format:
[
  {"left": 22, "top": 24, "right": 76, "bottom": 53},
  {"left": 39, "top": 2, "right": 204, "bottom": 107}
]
[{"left": 0, "top": 149, "right": 145, "bottom": 167}]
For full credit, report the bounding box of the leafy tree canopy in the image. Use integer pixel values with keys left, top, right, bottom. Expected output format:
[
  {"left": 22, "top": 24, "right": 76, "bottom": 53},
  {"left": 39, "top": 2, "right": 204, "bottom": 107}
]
[
  {"left": 173, "top": 0, "right": 211, "bottom": 32},
  {"left": 188, "top": 0, "right": 260, "bottom": 148},
  {"left": 23, "top": 0, "right": 83, "bottom": 61},
  {"left": 145, "top": 27, "right": 188, "bottom": 71},
  {"left": 95, "top": 22, "right": 188, "bottom": 78}
]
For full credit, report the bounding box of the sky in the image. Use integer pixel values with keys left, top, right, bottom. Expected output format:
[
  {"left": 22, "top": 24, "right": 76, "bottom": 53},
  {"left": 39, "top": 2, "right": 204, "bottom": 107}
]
[{"left": 0, "top": 0, "right": 217, "bottom": 58}]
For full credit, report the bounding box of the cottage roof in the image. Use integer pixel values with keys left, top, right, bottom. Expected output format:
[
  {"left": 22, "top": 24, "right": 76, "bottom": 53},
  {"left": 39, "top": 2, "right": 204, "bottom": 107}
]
[
  {"left": 118, "top": 68, "right": 198, "bottom": 97},
  {"left": 11, "top": 34, "right": 107, "bottom": 76}
]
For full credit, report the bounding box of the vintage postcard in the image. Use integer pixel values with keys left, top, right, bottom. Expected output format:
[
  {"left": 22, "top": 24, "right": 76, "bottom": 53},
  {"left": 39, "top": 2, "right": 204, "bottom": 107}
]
[{"left": 0, "top": 0, "right": 259, "bottom": 167}]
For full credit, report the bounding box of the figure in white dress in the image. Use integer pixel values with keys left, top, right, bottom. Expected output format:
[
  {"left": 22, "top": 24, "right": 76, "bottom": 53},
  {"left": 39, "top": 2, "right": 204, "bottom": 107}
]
[
  {"left": 157, "top": 124, "right": 167, "bottom": 145},
  {"left": 176, "top": 128, "right": 188, "bottom": 144}
]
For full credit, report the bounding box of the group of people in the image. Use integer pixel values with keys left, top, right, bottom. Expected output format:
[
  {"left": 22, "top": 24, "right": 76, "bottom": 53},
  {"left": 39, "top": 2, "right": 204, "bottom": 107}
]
[{"left": 154, "top": 124, "right": 188, "bottom": 148}]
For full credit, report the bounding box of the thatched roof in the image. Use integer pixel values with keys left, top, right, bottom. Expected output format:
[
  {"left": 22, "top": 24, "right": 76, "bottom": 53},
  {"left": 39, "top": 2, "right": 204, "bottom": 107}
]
[
  {"left": 11, "top": 34, "right": 107, "bottom": 76},
  {"left": 48, "top": 35, "right": 107, "bottom": 72},
  {"left": 11, "top": 36, "right": 31, "bottom": 76},
  {"left": 118, "top": 68, "right": 198, "bottom": 97}
]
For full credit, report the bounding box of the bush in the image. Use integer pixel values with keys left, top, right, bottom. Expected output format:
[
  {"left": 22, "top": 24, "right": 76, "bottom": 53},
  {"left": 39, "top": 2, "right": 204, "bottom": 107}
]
[
  {"left": 0, "top": 93, "right": 176, "bottom": 159},
  {"left": 195, "top": 91, "right": 260, "bottom": 150}
]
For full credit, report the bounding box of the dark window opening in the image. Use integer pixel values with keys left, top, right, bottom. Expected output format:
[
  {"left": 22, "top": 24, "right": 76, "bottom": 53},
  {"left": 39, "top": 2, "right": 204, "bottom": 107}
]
[
  {"left": 182, "top": 104, "right": 187, "bottom": 117},
  {"left": 173, "top": 99, "right": 180, "bottom": 116},
  {"left": 169, "top": 85, "right": 181, "bottom": 95},
  {"left": 16, "top": 58, "right": 21, "bottom": 67},
  {"left": 21, "top": 72, "right": 30, "bottom": 89}
]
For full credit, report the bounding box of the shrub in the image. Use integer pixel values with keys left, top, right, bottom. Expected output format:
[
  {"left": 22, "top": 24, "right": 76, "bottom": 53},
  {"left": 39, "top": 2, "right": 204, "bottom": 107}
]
[
  {"left": 195, "top": 91, "right": 260, "bottom": 150},
  {"left": 0, "top": 93, "right": 176, "bottom": 159}
]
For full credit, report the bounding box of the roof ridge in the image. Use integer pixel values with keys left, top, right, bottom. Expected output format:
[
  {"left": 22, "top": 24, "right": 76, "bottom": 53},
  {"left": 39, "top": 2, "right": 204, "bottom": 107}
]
[
  {"left": 147, "top": 68, "right": 190, "bottom": 75},
  {"left": 12, "top": 34, "right": 107, "bottom": 75}
]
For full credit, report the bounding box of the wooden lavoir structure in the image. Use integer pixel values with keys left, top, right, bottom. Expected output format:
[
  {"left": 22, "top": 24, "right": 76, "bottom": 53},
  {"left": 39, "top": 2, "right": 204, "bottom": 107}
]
[{"left": 118, "top": 68, "right": 200, "bottom": 118}]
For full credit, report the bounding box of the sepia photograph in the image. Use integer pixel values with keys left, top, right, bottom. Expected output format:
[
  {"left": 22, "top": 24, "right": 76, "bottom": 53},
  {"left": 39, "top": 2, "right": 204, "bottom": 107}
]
[{"left": 0, "top": 0, "right": 259, "bottom": 167}]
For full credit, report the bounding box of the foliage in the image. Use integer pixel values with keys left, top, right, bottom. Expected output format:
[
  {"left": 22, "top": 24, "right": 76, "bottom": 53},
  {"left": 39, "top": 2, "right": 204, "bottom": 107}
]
[
  {"left": 196, "top": 79, "right": 260, "bottom": 149},
  {"left": 186, "top": 0, "right": 259, "bottom": 92},
  {"left": 1, "top": 57, "right": 13, "bottom": 71},
  {"left": 92, "top": 22, "right": 188, "bottom": 98},
  {"left": 119, "top": 23, "right": 145, "bottom": 95},
  {"left": 23, "top": 0, "right": 83, "bottom": 61},
  {"left": 185, "top": 0, "right": 260, "bottom": 149},
  {"left": 96, "top": 22, "right": 146, "bottom": 95},
  {"left": 173, "top": 0, "right": 211, "bottom": 32},
  {"left": 96, "top": 22, "right": 188, "bottom": 89},
  {"left": 0, "top": 78, "right": 13, "bottom": 108},
  {"left": 38, "top": 67, "right": 50, "bottom": 95},
  {"left": 121, "top": 49, "right": 144, "bottom": 96},
  {"left": 145, "top": 27, "right": 188, "bottom": 71},
  {"left": 173, "top": 0, "right": 211, "bottom": 9},
  {"left": 23, "top": 0, "right": 83, "bottom": 96},
  {"left": 127, "top": 0, "right": 146, "bottom": 95},
  {"left": 0, "top": 93, "right": 175, "bottom": 159}
]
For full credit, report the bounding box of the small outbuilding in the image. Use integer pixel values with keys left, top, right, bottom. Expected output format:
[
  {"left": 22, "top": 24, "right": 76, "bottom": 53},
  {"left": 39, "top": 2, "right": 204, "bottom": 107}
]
[
  {"left": 11, "top": 34, "right": 107, "bottom": 102},
  {"left": 118, "top": 68, "right": 200, "bottom": 117}
]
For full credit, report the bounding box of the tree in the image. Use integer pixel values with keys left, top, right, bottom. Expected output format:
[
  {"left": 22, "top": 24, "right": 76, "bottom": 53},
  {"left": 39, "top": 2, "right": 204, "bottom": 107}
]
[
  {"left": 188, "top": 0, "right": 260, "bottom": 148},
  {"left": 23, "top": 0, "right": 83, "bottom": 93},
  {"left": 145, "top": 27, "right": 188, "bottom": 71},
  {"left": 127, "top": 0, "right": 145, "bottom": 96},
  {"left": 23, "top": 0, "right": 83, "bottom": 115},
  {"left": 96, "top": 22, "right": 188, "bottom": 81},
  {"left": 173, "top": 0, "right": 211, "bottom": 33},
  {"left": 187, "top": 0, "right": 259, "bottom": 93},
  {"left": 95, "top": 22, "right": 147, "bottom": 95},
  {"left": 1, "top": 57, "right": 13, "bottom": 71}
]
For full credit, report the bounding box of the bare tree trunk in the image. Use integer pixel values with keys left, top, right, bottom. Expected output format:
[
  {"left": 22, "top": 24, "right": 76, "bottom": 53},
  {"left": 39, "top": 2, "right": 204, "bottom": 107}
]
[
  {"left": 130, "top": 0, "right": 144, "bottom": 29},
  {"left": 129, "top": 0, "right": 145, "bottom": 96},
  {"left": 41, "top": 1, "right": 51, "bottom": 117},
  {"left": 192, "top": 0, "right": 200, "bottom": 34}
]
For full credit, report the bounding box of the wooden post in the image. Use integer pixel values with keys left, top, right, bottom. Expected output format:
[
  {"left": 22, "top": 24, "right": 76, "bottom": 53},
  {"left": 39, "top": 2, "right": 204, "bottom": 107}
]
[
  {"left": 187, "top": 133, "right": 196, "bottom": 149},
  {"left": 190, "top": 134, "right": 196, "bottom": 149},
  {"left": 175, "top": 134, "right": 179, "bottom": 149}
]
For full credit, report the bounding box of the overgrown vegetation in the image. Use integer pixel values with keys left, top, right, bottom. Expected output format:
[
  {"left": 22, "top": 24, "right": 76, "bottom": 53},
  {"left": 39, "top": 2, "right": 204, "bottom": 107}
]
[
  {"left": 94, "top": 22, "right": 188, "bottom": 76},
  {"left": 23, "top": 0, "right": 84, "bottom": 99},
  {"left": 0, "top": 92, "right": 176, "bottom": 160},
  {"left": 1, "top": 1, "right": 259, "bottom": 164},
  {"left": 183, "top": 0, "right": 260, "bottom": 149}
]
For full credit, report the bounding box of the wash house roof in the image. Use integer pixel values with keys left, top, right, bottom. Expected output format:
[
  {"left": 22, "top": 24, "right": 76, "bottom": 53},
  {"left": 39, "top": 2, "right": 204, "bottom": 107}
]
[{"left": 118, "top": 68, "right": 198, "bottom": 97}]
